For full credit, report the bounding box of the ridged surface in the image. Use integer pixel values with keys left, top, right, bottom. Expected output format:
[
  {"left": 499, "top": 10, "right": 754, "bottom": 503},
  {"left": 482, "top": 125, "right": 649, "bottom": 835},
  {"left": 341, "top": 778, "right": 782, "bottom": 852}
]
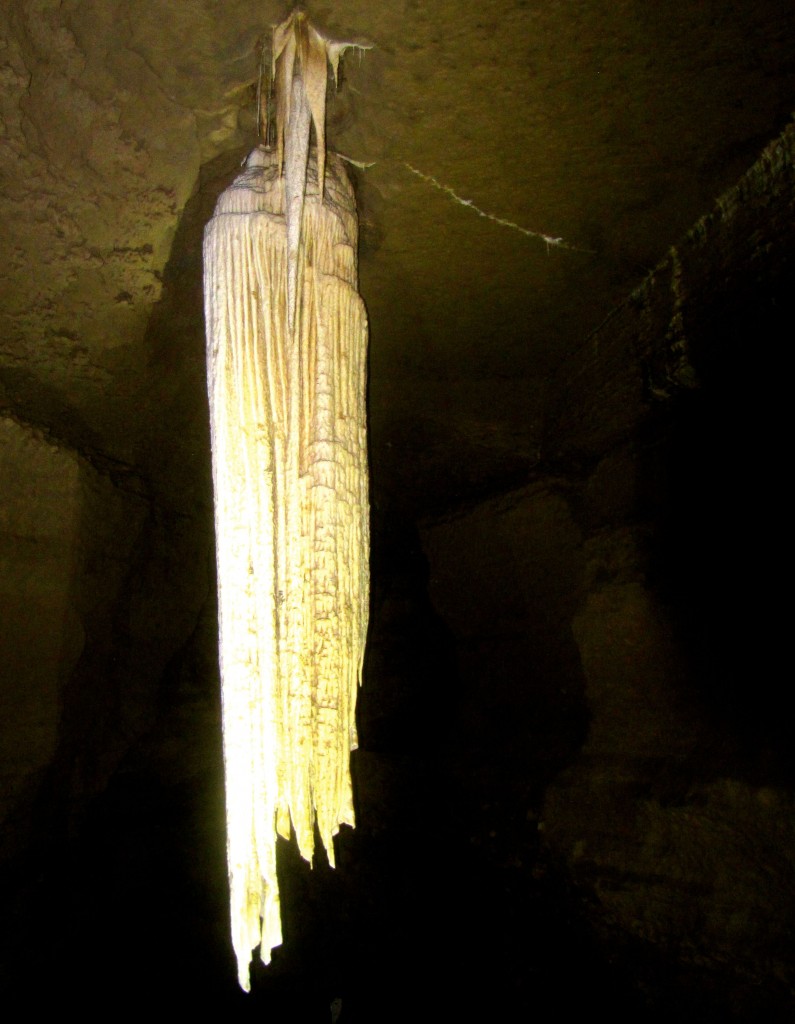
[{"left": 203, "top": 147, "right": 369, "bottom": 990}]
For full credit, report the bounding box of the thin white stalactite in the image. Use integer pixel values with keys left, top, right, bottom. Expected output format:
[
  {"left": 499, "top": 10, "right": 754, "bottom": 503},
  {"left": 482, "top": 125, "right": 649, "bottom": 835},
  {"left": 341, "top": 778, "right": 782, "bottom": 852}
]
[{"left": 203, "top": 146, "right": 369, "bottom": 991}]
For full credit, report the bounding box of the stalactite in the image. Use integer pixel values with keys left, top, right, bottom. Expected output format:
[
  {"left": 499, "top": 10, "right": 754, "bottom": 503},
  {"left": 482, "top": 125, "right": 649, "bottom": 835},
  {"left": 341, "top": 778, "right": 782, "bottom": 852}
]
[{"left": 203, "top": 11, "right": 369, "bottom": 991}]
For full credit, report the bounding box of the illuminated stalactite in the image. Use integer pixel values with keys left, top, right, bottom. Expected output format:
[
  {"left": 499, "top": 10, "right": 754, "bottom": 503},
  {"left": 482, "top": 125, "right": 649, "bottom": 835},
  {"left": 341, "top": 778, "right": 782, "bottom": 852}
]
[{"left": 203, "top": 12, "right": 369, "bottom": 991}]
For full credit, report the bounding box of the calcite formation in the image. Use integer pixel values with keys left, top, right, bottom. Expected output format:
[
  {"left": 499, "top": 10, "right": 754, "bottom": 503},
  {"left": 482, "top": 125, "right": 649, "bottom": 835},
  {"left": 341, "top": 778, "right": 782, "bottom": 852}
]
[{"left": 204, "top": 138, "right": 369, "bottom": 990}]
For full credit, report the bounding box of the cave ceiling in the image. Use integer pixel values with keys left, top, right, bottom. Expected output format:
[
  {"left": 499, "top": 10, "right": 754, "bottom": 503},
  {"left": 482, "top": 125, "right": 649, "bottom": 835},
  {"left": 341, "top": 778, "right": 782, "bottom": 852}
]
[{"left": 1, "top": 0, "right": 794, "bottom": 514}]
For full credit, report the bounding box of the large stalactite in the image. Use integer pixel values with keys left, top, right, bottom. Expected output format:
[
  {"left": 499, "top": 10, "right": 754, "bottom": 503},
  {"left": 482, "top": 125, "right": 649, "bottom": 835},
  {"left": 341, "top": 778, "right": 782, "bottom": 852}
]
[{"left": 203, "top": 12, "right": 369, "bottom": 990}]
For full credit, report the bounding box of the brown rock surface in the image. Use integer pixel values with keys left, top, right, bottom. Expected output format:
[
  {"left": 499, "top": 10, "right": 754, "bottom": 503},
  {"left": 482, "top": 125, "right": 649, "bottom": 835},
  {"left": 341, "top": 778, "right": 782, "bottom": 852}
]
[{"left": 1, "top": 1, "right": 794, "bottom": 1016}]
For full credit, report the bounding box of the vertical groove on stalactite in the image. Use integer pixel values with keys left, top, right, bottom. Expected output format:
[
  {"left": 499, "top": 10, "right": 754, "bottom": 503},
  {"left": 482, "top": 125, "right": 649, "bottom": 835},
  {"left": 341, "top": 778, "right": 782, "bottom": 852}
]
[{"left": 204, "top": 149, "right": 369, "bottom": 990}]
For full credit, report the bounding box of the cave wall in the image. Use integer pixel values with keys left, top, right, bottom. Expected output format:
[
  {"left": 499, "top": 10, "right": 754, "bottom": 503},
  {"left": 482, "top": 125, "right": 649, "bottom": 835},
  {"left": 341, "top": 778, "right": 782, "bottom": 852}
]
[
  {"left": 0, "top": 1, "right": 225, "bottom": 866},
  {"left": 0, "top": 412, "right": 213, "bottom": 872},
  {"left": 0, "top": 2, "right": 792, "bottom": 1006},
  {"left": 0, "top": 413, "right": 150, "bottom": 859},
  {"left": 420, "top": 483, "right": 587, "bottom": 804},
  {"left": 419, "top": 119, "right": 795, "bottom": 1001}
]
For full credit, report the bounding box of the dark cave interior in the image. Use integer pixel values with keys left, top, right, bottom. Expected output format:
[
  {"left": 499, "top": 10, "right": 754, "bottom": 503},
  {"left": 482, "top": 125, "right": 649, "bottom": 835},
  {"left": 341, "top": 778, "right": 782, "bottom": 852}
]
[{"left": 1, "top": 2, "right": 795, "bottom": 1019}]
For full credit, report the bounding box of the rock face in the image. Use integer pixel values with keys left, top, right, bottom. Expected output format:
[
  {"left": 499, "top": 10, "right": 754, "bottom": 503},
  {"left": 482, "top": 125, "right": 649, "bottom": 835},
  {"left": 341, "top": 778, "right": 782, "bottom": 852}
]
[
  {"left": 1, "top": 1, "right": 795, "bottom": 1016},
  {"left": 537, "top": 124, "right": 795, "bottom": 1007},
  {"left": 419, "top": 123, "right": 795, "bottom": 1016},
  {"left": 0, "top": 413, "right": 148, "bottom": 856},
  {"left": 1, "top": 416, "right": 89, "bottom": 849}
]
